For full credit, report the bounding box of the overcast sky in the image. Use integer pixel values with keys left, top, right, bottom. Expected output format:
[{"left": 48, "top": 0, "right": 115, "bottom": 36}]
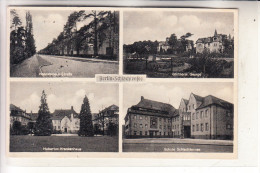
[
  {"left": 122, "top": 82, "right": 233, "bottom": 123},
  {"left": 10, "top": 82, "right": 118, "bottom": 114},
  {"left": 14, "top": 9, "right": 93, "bottom": 52},
  {"left": 124, "top": 11, "right": 234, "bottom": 45}
]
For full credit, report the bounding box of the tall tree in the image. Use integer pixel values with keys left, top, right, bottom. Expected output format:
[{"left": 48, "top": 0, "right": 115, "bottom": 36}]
[
  {"left": 83, "top": 10, "right": 110, "bottom": 56},
  {"left": 78, "top": 95, "right": 94, "bottom": 137},
  {"left": 168, "top": 33, "right": 177, "bottom": 52},
  {"left": 10, "top": 10, "right": 22, "bottom": 31},
  {"left": 25, "top": 11, "right": 36, "bottom": 58},
  {"left": 35, "top": 90, "right": 53, "bottom": 136}
]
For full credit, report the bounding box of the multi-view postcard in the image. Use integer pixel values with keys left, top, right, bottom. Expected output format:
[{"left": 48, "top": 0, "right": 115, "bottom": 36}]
[{"left": 6, "top": 7, "right": 237, "bottom": 159}]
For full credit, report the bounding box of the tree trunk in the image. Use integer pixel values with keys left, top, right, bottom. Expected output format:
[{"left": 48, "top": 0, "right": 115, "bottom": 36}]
[{"left": 93, "top": 12, "right": 98, "bottom": 57}]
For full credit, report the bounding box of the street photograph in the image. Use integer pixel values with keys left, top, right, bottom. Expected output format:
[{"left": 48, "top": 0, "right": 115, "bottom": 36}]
[
  {"left": 9, "top": 8, "right": 119, "bottom": 78},
  {"left": 123, "top": 10, "right": 235, "bottom": 78},
  {"left": 9, "top": 82, "right": 119, "bottom": 152},
  {"left": 122, "top": 82, "right": 234, "bottom": 152}
]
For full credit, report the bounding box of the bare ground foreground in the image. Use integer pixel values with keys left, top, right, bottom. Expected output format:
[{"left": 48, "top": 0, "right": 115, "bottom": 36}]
[
  {"left": 123, "top": 138, "right": 233, "bottom": 152},
  {"left": 10, "top": 54, "right": 119, "bottom": 78},
  {"left": 10, "top": 135, "right": 118, "bottom": 152}
]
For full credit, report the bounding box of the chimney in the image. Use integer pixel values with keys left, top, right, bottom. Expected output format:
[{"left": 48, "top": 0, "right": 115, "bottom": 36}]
[{"left": 141, "top": 96, "right": 144, "bottom": 101}]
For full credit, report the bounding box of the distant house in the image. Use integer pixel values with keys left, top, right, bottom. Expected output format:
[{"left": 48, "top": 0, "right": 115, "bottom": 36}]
[
  {"left": 51, "top": 106, "right": 80, "bottom": 134},
  {"left": 10, "top": 104, "right": 31, "bottom": 126},
  {"left": 157, "top": 37, "right": 193, "bottom": 54},
  {"left": 196, "top": 29, "right": 233, "bottom": 54}
]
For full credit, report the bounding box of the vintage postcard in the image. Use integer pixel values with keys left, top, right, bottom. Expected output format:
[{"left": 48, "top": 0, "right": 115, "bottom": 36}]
[
  {"left": 9, "top": 8, "right": 119, "bottom": 78},
  {"left": 123, "top": 10, "right": 236, "bottom": 78},
  {"left": 8, "top": 81, "right": 119, "bottom": 153},
  {"left": 6, "top": 7, "right": 237, "bottom": 159},
  {"left": 123, "top": 82, "right": 235, "bottom": 153}
]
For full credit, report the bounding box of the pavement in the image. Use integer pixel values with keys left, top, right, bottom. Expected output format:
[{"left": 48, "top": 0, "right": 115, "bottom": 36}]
[
  {"left": 123, "top": 138, "right": 233, "bottom": 146},
  {"left": 10, "top": 54, "right": 119, "bottom": 77}
]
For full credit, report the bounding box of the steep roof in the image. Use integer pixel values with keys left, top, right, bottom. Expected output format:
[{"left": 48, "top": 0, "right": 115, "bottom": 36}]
[
  {"left": 197, "top": 95, "right": 233, "bottom": 110},
  {"left": 10, "top": 104, "right": 25, "bottom": 112},
  {"left": 51, "top": 108, "right": 79, "bottom": 120},
  {"left": 102, "top": 104, "right": 119, "bottom": 112},
  {"left": 134, "top": 97, "right": 177, "bottom": 116},
  {"left": 182, "top": 99, "right": 189, "bottom": 105},
  {"left": 192, "top": 93, "right": 204, "bottom": 102}
]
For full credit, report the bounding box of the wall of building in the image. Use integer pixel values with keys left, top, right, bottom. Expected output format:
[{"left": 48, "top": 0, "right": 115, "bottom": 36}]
[{"left": 125, "top": 113, "right": 173, "bottom": 138}]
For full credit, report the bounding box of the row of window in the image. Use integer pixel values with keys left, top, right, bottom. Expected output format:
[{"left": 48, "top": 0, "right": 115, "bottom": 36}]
[
  {"left": 173, "top": 124, "right": 179, "bottom": 130},
  {"left": 133, "top": 115, "right": 171, "bottom": 123},
  {"left": 133, "top": 131, "right": 171, "bottom": 136},
  {"left": 192, "top": 109, "right": 209, "bottom": 120},
  {"left": 133, "top": 123, "right": 171, "bottom": 130},
  {"left": 192, "top": 123, "right": 232, "bottom": 132}
]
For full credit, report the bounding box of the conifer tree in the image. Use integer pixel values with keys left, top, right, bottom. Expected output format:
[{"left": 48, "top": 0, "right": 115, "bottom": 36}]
[
  {"left": 35, "top": 90, "right": 53, "bottom": 136},
  {"left": 78, "top": 95, "right": 94, "bottom": 137}
]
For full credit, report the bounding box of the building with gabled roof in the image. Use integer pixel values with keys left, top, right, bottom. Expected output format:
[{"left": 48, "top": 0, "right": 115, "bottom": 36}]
[
  {"left": 10, "top": 104, "right": 31, "bottom": 126},
  {"left": 176, "top": 93, "right": 233, "bottom": 140},
  {"left": 195, "top": 29, "right": 232, "bottom": 54},
  {"left": 51, "top": 106, "right": 80, "bottom": 133},
  {"left": 124, "top": 96, "right": 178, "bottom": 138}
]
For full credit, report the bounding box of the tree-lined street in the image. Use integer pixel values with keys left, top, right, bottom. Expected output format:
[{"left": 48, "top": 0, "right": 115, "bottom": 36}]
[{"left": 10, "top": 54, "right": 118, "bottom": 77}]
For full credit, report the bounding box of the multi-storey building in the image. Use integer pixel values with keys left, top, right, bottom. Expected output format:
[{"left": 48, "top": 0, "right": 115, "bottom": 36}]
[
  {"left": 124, "top": 96, "right": 178, "bottom": 138},
  {"left": 10, "top": 104, "right": 31, "bottom": 126},
  {"left": 196, "top": 29, "right": 233, "bottom": 54},
  {"left": 95, "top": 104, "right": 119, "bottom": 135},
  {"left": 51, "top": 106, "right": 80, "bottom": 133},
  {"left": 174, "top": 93, "right": 234, "bottom": 140}
]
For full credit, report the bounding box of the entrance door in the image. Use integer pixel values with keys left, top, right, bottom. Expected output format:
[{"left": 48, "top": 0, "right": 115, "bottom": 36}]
[
  {"left": 149, "top": 131, "right": 153, "bottom": 138},
  {"left": 184, "top": 126, "right": 191, "bottom": 138},
  {"left": 64, "top": 128, "right": 67, "bottom": 133}
]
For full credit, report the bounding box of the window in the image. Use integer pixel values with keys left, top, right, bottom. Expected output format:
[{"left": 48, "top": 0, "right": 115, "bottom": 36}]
[
  {"left": 139, "top": 116, "right": 143, "bottom": 120},
  {"left": 140, "top": 124, "right": 143, "bottom": 128},
  {"left": 164, "top": 118, "right": 166, "bottom": 122},
  {"left": 134, "top": 123, "right": 137, "bottom": 127},
  {"left": 192, "top": 113, "right": 195, "bottom": 120},
  {"left": 140, "top": 131, "right": 142, "bottom": 136},
  {"left": 205, "top": 123, "right": 209, "bottom": 131},
  {"left": 193, "top": 104, "right": 195, "bottom": 109},
  {"left": 192, "top": 125, "right": 195, "bottom": 132},
  {"left": 164, "top": 125, "right": 166, "bottom": 129},
  {"left": 196, "top": 124, "right": 199, "bottom": 131},
  {"left": 201, "top": 111, "right": 204, "bottom": 118},
  {"left": 205, "top": 109, "right": 208, "bottom": 117},
  {"left": 145, "top": 131, "right": 148, "bottom": 135},
  {"left": 168, "top": 118, "right": 171, "bottom": 123},
  {"left": 177, "top": 125, "right": 179, "bottom": 130},
  {"left": 196, "top": 112, "right": 199, "bottom": 119},
  {"left": 145, "top": 124, "right": 148, "bottom": 128},
  {"left": 168, "top": 126, "right": 171, "bottom": 129},
  {"left": 227, "top": 124, "right": 232, "bottom": 129},
  {"left": 177, "top": 117, "right": 179, "bottom": 121},
  {"left": 189, "top": 106, "right": 190, "bottom": 110},
  {"left": 134, "top": 131, "right": 137, "bottom": 135},
  {"left": 159, "top": 125, "right": 162, "bottom": 129},
  {"left": 226, "top": 111, "right": 231, "bottom": 117},
  {"left": 145, "top": 116, "right": 148, "bottom": 120},
  {"left": 160, "top": 132, "right": 161, "bottom": 136},
  {"left": 159, "top": 118, "right": 162, "bottom": 121},
  {"left": 201, "top": 124, "right": 204, "bottom": 132},
  {"left": 173, "top": 118, "right": 175, "bottom": 122},
  {"left": 164, "top": 132, "right": 166, "bottom": 136},
  {"left": 200, "top": 111, "right": 203, "bottom": 119},
  {"left": 134, "top": 115, "right": 137, "bottom": 119}
]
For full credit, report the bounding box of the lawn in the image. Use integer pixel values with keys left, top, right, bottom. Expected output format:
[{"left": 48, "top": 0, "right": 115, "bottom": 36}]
[{"left": 10, "top": 135, "right": 118, "bottom": 152}]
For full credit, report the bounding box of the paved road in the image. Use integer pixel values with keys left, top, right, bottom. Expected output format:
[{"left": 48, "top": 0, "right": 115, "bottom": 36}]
[{"left": 10, "top": 54, "right": 119, "bottom": 77}]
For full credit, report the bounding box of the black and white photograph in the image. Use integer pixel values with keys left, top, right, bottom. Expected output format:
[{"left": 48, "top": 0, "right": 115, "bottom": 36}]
[
  {"left": 123, "top": 10, "right": 236, "bottom": 78},
  {"left": 9, "top": 8, "right": 119, "bottom": 78},
  {"left": 9, "top": 82, "right": 119, "bottom": 152},
  {"left": 123, "top": 82, "right": 234, "bottom": 152}
]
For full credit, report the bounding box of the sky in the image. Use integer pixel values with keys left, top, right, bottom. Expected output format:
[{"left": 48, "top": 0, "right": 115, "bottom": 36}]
[
  {"left": 10, "top": 82, "right": 119, "bottom": 114},
  {"left": 123, "top": 11, "right": 234, "bottom": 45},
  {"left": 122, "top": 82, "right": 233, "bottom": 123},
  {"left": 13, "top": 9, "right": 93, "bottom": 52}
]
